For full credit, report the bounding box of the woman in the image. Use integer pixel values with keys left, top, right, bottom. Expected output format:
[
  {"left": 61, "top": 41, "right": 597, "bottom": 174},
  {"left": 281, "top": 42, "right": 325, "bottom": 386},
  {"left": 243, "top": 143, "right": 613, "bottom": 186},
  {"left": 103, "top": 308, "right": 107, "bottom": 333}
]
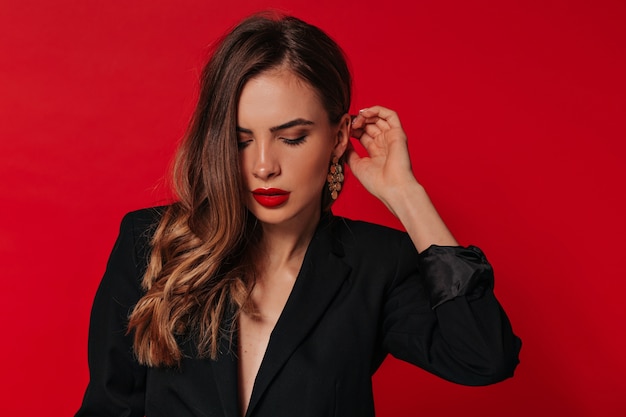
[{"left": 76, "top": 12, "right": 521, "bottom": 417}]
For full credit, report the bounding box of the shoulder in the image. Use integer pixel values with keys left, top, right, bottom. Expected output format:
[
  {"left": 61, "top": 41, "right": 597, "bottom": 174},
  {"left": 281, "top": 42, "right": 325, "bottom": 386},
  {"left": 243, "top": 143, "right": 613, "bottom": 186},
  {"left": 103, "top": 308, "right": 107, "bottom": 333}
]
[
  {"left": 113, "top": 205, "right": 168, "bottom": 265},
  {"left": 118, "top": 206, "right": 167, "bottom": 242},
  {"left": 329, "top": 215, "right": 416, "bottom": 258},
  {"left": 121, "top": 205, "right": 168, "bottom": 232},
  {"left": 332, "top": 215, "right": 405, "bottom": 239}
]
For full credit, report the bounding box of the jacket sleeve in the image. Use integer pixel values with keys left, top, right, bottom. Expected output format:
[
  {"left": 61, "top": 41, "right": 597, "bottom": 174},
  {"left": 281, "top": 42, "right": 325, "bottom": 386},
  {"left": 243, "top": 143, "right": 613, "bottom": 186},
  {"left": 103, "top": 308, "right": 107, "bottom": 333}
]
[
  {"left": 75, "top": 212, "right": 149, "bottom": 417},
  {"left": 381, "top": 238, "right": 521, "bottom": 386}
]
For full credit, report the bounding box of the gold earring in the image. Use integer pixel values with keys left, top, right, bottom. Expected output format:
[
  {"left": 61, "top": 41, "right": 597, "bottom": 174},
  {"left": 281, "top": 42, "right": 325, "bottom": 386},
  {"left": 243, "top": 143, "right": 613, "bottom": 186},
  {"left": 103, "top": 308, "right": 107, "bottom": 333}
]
[{"left": 327, "top": 156, "right": 344, "bottom": 200}]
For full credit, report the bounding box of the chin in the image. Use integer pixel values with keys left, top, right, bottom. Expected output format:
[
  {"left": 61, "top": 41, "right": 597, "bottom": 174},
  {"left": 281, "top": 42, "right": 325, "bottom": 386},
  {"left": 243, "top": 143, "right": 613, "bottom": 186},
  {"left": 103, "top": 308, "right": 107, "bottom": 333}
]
[
  {"left": 249, "top": 208, "right": 294, "bottom": 226},
  {"left": 246, "top": 202, "right": 321, "bottom": 229}
]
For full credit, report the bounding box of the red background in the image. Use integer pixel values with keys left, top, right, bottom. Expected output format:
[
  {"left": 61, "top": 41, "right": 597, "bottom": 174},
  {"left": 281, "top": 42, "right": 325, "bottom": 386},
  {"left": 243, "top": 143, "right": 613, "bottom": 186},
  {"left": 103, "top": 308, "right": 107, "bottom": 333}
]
[{"left": 1, "top": 0, "right": 625, "bottom": 415}]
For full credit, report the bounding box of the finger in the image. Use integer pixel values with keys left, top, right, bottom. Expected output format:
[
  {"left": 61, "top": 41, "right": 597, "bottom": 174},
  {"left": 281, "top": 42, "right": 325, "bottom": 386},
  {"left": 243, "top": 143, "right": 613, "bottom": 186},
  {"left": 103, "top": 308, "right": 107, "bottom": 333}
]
[
  {"left": 353, "top": 115, "right": 384, "bottom": 127},
  {"left": 363, "top": 117, "right": 389, "bottom": 130},
  {"left": 351, "top": 113, "right": 376, "bottom": 130},
  {"left": 358, "top": 106, "right": 403, "bottom": 129},
  {"left": 361, "top": 122, "right": 383, "bottom": 139},
  {"left": 374, "top": 117, "right": 391, "bottom": 132},
  {"left": 352, "top": 111, "right": 391, "bottom": 133},
  {"left": 351, "top": 119, "right": 384, "bottom": 139},
  {"left": 357, "top": 131, "right": 380, "bottom": 155},
  {"left": 350, "top": 126, "right": 364, "bottom": 139}
]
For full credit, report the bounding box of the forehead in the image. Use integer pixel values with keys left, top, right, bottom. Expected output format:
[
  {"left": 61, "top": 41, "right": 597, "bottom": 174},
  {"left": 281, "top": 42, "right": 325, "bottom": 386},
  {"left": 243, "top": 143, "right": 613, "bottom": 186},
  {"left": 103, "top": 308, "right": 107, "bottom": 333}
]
[{"left": 237, "top": 70, "right": 326, "bottom": 128}]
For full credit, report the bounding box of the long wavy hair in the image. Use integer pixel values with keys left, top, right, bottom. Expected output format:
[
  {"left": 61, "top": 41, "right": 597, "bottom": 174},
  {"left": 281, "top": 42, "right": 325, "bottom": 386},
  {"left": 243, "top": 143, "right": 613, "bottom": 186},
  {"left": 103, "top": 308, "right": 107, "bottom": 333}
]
[{"left": 127, "top": 12, "right": 352, "bottom": 366}]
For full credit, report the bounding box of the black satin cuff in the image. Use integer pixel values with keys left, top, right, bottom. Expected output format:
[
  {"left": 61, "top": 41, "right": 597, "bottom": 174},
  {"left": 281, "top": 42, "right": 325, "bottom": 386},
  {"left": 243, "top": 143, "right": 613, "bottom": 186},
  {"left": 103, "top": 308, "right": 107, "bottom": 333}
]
[{"left": 418, "top": 245, "right": 494, "bottom": 309}]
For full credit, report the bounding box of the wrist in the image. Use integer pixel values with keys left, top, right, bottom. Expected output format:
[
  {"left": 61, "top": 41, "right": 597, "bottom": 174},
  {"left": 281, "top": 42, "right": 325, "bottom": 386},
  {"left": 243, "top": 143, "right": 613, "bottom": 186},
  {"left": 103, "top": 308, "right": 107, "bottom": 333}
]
[
  {"left": 380, "top": 179, "right": 425, "bottom": 215},
  {"left": 382, "top": 180, "right": 458, "bottom": 251}
]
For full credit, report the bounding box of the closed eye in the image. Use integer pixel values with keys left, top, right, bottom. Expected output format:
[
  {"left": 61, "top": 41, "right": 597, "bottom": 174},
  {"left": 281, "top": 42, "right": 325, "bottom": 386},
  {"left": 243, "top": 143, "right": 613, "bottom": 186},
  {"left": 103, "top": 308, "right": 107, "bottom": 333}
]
[
  {"left": 281, "top": 135, "right": 307, "bottom": 146},
  {"left": 237, "top": 139, "right": 252, "bottom": 150}
]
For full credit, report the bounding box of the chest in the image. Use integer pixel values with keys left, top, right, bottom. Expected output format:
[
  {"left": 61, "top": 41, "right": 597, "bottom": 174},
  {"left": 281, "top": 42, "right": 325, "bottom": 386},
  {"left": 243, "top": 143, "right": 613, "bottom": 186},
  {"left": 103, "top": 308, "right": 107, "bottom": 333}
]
[
  {"left": 237, "top": 276, "right": 296, "bottom": 415},
  {"left": 143, "top": 242, "right": 399, "bottom": 416},
  {"left": 143, "top": 280, "right": 386, "bottom": 417}
]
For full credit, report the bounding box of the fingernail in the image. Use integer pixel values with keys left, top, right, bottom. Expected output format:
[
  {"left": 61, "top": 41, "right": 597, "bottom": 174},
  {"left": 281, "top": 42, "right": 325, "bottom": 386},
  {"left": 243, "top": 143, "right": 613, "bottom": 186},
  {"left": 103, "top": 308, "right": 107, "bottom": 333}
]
[{"left": 358, "top": 108, "right": 368, "bottom": 113}]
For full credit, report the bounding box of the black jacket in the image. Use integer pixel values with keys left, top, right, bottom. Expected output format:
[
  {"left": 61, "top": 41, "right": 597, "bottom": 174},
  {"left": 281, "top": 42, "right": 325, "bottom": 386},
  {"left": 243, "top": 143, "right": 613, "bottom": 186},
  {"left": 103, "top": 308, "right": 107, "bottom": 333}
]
[{"left": 76, "top": 207, "right": 521, "bottom": 417}]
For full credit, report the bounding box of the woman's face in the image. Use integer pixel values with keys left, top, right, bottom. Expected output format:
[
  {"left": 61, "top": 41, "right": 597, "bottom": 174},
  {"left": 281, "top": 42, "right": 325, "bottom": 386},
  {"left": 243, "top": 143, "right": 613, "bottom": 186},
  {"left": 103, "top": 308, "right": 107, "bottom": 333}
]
[{"left": 237, "top": 69, "right": 349, "bottom": 229}]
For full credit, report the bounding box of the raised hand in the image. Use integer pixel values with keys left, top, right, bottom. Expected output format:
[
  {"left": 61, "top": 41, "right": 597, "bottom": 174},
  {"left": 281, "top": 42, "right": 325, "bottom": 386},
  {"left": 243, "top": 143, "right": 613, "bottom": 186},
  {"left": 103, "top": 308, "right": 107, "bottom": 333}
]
[
  {"left": 346, "top": 105, "right": 458, "bottom": 251},
  {"left": 346, "top": 106, "right": 417, "bottom": 207}
]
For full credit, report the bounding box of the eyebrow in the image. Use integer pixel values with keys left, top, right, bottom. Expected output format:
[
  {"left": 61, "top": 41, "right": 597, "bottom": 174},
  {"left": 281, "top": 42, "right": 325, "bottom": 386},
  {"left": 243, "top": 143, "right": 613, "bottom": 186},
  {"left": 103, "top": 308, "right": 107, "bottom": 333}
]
[{"left": 236, "top": 118, "right": 315, "bottom": 134}]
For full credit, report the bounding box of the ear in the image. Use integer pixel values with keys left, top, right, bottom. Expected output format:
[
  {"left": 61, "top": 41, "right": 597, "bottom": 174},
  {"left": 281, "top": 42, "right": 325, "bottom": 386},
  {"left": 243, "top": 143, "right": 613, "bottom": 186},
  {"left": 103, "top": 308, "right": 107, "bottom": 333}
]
[{"left": 332, "top": 113, "right": 352, "bottom": 158}]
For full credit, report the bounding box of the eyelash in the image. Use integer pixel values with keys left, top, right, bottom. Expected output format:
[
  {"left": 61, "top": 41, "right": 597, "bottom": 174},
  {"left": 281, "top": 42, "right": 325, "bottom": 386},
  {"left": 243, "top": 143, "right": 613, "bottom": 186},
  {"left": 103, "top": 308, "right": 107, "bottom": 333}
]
[
  {"left": 282, "top": 135, "right": 307, "bottom": 146},
  {"left": 237, "top": 136, "right": 307, "bottom": 149}
]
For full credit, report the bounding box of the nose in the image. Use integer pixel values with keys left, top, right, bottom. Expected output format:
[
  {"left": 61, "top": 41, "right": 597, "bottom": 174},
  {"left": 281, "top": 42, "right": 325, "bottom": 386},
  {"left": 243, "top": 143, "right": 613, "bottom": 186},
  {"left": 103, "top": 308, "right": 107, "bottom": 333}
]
[{"left": 251, "top": 141, "right": 280, "bottom": 181}]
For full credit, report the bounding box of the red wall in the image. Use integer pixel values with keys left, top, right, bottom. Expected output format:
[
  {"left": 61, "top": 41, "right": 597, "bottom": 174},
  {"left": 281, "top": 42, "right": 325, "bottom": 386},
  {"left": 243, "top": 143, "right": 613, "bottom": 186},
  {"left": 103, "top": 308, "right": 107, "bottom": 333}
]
[{"left": 1, "top": 0, "right": 625, "bottom": 415}]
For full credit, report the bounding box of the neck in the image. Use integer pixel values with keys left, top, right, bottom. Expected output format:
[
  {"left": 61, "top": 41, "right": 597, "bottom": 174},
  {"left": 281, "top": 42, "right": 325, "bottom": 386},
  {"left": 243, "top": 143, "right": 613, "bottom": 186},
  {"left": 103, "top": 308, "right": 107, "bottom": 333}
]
[{"left": 258, "top": 210, "right": 321, "bottom": 270}]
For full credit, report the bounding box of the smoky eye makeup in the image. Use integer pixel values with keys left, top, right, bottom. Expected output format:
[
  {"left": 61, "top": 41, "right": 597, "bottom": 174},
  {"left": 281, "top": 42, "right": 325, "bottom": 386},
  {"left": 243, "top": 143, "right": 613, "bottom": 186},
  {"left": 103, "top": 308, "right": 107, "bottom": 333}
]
[
  {"left": 236, "top": 132, "right": 252, "bottom": 149},
  {"left": 235, "top": 123, "right": 312, "bottom": 148},
  {"left": 281, "top": 135, "right": 307, "bottom": 146}
]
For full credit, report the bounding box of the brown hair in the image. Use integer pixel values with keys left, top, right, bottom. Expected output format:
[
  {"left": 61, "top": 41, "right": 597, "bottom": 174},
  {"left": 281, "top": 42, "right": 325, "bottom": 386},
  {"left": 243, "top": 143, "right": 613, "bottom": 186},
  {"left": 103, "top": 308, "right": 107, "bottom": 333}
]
[{"left": 127, "top": 11, "right": 352, "bottom": 366}]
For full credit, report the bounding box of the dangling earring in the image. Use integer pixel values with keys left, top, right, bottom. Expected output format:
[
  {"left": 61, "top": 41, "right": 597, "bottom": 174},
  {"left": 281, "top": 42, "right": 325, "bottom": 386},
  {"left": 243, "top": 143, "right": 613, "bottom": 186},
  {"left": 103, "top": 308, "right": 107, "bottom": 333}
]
[{"left": 327, "top": 156, "right": 344, "bottom": 200}]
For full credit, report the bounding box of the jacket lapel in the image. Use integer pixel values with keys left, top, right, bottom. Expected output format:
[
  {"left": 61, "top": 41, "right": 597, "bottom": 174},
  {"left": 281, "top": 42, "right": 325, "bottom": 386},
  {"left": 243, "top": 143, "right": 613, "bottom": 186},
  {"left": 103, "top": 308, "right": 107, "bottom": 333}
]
[
  {"left": 245, "top": 215, "right": 351, "bottom": 416},
  {"left": 209, "top": 318, "right": 241, "bottom": 417}
]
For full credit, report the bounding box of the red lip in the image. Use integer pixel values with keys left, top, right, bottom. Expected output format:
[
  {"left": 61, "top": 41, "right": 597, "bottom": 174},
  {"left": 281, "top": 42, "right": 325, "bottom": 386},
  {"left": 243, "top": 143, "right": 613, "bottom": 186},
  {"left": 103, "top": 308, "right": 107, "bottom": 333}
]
[{"left": 252, "top": 188, "right": 290, "bottom": 208}]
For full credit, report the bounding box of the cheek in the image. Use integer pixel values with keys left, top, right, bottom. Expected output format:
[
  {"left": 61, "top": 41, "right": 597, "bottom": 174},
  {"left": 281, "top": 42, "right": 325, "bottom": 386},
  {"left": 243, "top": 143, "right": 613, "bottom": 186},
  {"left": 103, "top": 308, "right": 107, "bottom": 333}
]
[
  {"left": 238, "top": 153, "right": 252, "bottom": 181},
  {"left": 302, "top": 150, "right": 330, "bottom": 177},
  {"left": 306, "top": 144, "right": 334, "bottom": 185},
  {"left": 303, "top": 156, "right": 331, "bottom": 194}
]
